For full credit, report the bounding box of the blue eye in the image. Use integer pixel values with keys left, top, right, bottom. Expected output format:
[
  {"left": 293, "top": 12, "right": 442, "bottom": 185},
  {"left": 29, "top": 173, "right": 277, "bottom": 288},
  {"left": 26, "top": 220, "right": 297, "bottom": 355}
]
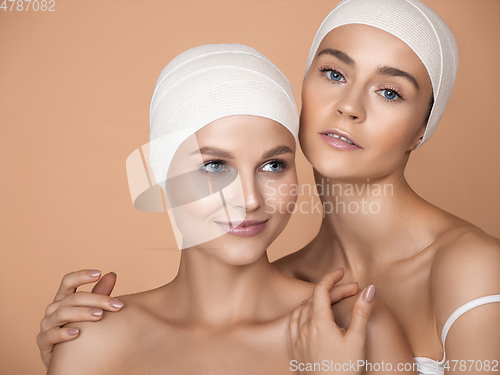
[
  {"left": 202, "top": 161, "right": 228, "bottom": 173},
  {"left": 327, "top": 70, "right": 345, "bottom": 82},
  {"left": 383, "top": 89, "right": 397, "bottom": 100},
  {"left": 379, "top": 88, "right": 402, "bottom": 101},
  {"left": 262, "top": 161, "right": 281, "bottom": 172},
  {"left": 262, "top": 160, "right": 288, "bottom": 172}
]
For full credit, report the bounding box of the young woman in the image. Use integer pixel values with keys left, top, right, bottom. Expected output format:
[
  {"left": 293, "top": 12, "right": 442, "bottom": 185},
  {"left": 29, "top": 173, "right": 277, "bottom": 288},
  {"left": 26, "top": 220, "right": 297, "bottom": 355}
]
[
  {"left": 273, "top": 0, "right": 500, "bottom": 374},
  {"left": 44, "top": 43, "right": 414, "bottom": 375},
  {"left": 39, "top": 1, "right": 500, "bottom": 374}
]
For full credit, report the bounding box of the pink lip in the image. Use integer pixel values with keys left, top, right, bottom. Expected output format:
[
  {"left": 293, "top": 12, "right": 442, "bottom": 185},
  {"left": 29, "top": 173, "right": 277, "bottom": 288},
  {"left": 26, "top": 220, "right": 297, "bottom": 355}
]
[
  {"left": 319, "top": 129, "right": 362, "bottom": 151},
  {"left": 214, "top": 219, "right": 269, "bottom": 237}
]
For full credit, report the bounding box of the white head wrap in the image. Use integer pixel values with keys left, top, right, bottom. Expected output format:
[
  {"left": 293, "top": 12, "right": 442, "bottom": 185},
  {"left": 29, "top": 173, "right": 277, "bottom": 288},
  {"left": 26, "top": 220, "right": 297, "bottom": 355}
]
[
  {"left": 149, "top": 43, "right": 299, "bottom": 191},
  {"left": 305, "top": 0, "right": 459, "bottom": 147}
]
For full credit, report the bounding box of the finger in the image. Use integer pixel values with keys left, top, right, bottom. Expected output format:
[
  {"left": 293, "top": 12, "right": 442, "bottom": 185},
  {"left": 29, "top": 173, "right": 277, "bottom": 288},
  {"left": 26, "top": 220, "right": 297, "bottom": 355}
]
[
  {"left": 63, "top": 291, "right": 124, "bottom": 312},
  {"left": 41, "top": 305, "right": 106, "bottom": 332},
  {"left": 316, "top": 268, "right": 345, "bottom": 290},
  {"left": 298, "top": 299, "right": 313, "bottom": 330},
  {"left": 329, "top": 282, "right": 359, "bottom": 304},
  {"left": 311, "top": 269, "right": 345, "bottom": 318},
  {"left": 346, "top": 285, "right": 375, "bottom": 341},
  {"left": 53, "top": 269, "right": 103, "bottom": 303},
  {"left": 45, "top": 289, "right": 124, "bottom": 318},
  {"left": 289, "top": 305, "right": 303, "bottom": 344},
  {"left": 37, "top": 326, "right": 80, "bottom": 358},
  {"left": 91, "top": 272, "right": 117, "bottom": 295}
]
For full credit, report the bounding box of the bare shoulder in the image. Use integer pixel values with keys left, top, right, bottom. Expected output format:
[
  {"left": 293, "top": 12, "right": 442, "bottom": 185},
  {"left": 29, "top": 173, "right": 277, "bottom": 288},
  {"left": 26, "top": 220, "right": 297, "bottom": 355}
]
[
  {"left": 431, "top": 225, "right": 500, "bottom": 292},
  {"left": 273, "top": 244, "right": 319, "bottom": 281},
  {"left": 47, "top": 292, "right": 150, "bottom": 375},
  {"left": 430, "top": 225, "right": 500, "bottom": 327}
]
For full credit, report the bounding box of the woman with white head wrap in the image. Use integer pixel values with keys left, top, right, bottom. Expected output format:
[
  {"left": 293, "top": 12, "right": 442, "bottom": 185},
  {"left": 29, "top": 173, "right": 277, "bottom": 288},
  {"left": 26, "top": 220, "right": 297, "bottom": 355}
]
[
  {"left": 39, "top": 1, "right": 499, "bottom": 373},
  {"left": 274, "top": 1, "right": 500, "bottom": 374},
  {"left": 46, "top": 43, "right": 418, "bottom": 374}
]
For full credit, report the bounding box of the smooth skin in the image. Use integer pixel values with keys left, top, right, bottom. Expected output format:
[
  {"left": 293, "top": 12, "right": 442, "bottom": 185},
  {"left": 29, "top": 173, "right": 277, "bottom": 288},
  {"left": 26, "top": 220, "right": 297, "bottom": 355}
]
[
  {"left": 273, "top": 24, "right": 500, "bottom": 373},
  {"left": 37, "top": 270, "right": 121, "bottom": 367},
  {"left": 45, "top": 116, "right": 415, "bottom": 375},
  {"left": 39, "top": 23, "right": 500, "bottom": 374}
]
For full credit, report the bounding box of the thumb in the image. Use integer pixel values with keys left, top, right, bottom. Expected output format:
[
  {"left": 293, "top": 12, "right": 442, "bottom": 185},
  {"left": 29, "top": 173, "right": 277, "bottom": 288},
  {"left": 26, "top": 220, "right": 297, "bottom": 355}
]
[
  {"left": 346, "top": 285, "right": 375, "bottom": 339},
  {"left": 91, "top": 272, "right": 117, "bottom": 295}
]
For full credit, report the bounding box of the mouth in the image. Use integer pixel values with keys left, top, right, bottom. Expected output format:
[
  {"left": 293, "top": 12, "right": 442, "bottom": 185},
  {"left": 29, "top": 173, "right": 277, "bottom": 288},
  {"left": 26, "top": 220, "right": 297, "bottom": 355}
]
[
  {"left": 319, "top": 129, "right": 362, "bottom": 150},
  {"left": 214, "top": 219, "right": 269, "bottom": 237}
]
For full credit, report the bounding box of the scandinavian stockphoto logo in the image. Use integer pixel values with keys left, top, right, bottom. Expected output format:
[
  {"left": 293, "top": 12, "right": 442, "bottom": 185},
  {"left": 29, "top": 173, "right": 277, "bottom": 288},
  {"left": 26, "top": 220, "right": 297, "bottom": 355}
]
[{"left": 264, "top": 178, "right": 394, "bottom": 217}]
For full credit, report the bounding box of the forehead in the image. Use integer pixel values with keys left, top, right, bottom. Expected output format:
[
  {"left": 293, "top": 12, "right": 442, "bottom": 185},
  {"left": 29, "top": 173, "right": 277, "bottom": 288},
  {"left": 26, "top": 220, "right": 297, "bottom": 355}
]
[
  {"left": 317, "top": 24, "right": 430, "bottom": 84},
  {"left": 195, "top": 115, "right": 295, "bottom": 149}
]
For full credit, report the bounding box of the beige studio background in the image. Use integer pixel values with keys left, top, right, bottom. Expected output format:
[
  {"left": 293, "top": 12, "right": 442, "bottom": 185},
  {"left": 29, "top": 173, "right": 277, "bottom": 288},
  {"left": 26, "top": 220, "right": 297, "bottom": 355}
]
[{"left": 0, "top": 0, "right": 499, "bottom": 373}]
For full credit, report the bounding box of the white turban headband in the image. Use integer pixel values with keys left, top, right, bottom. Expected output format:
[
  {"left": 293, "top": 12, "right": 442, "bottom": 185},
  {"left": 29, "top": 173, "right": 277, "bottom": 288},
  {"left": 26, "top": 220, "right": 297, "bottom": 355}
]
[
  {"left": 305, "top": 0, "right": 459, "bottom": 147},
  {"left": 149, "top": 43, "right": 299, "bottom": 192}
]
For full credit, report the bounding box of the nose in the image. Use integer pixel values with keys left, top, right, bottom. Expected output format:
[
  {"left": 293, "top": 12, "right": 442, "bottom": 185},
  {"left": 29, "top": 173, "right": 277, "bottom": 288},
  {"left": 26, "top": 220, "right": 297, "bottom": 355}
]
[
  {"left": 226, "top": 170, "right": 262, "bottom": 212},
  {"left": 334, "top": 85, "right": 366, "bottom": 122}
]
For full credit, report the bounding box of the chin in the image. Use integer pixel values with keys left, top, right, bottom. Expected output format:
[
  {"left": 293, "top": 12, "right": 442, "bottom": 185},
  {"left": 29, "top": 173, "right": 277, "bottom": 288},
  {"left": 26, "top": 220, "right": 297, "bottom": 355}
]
[
  {"left": 215, "top": 242, "right": 268, "bottom": 266},
  {"left": 308, "top": 151, "right": 358, "bottom": 180},
  {"left": 308, "top": 145, "right": 402, "bottom": 182}
]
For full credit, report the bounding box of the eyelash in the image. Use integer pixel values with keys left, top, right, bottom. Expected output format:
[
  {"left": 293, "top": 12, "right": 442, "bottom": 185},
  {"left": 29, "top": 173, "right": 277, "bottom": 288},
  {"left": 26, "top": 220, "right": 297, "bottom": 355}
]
[
  {"left": 201, "top": 158, "right": 289, "bottom": 174},
  {"left": 318, "top": 66, "right": 406, "bottom": 103},
  {"left": 378, "top": 87, "right": 405, "bottom": 103},
  {"left": 319, "top": 66, "right": 346, "bottom": 83}
]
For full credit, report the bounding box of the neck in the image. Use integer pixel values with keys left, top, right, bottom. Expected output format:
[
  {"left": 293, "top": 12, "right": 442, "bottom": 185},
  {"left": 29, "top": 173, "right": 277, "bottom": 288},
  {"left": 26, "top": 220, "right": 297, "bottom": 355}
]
[
  {"left": 165, "top": 245, "right": 285, "bottom": 327},
  {"left": 311, "top": 166, "right": 433, "bottom": 278}
]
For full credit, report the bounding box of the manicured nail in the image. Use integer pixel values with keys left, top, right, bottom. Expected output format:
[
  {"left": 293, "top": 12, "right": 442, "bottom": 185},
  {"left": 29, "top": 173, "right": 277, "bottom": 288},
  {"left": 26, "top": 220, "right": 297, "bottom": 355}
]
[
  {"left": 90, "top": 308, "right": 103, "bottom": 317},
  {"left": 68, "top": 328, "right": 79, "bottom": 335},
  {"left": 362, "top": 285, "right": 376, "bottom": 303},
  {"left": 109, "top": 299, "right": 124, "bottom": 309},
  {"left": 301, "top": 299, "right": 307, "bottom": 306},
  {"left": 110, "top": 271, "right": 117, "bottom": 278},
  {"left": 88, "top": 270, "right": 101, "bottom": 277}
]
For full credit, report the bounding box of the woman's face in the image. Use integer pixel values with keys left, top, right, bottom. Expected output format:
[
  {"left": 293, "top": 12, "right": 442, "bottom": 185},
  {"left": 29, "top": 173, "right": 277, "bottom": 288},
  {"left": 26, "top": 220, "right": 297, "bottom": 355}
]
[
  {"left": 299, "top": 24, "right": 433, "bottom": 181},
  {"left": 166, "top": 115, "right": 298, "bottom": 265}
]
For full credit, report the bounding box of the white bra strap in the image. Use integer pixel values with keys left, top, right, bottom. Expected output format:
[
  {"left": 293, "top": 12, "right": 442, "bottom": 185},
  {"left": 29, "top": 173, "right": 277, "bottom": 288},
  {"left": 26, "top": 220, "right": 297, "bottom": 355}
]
[{"left": 441, "top": 294, "right": 500, "bottom": 346}]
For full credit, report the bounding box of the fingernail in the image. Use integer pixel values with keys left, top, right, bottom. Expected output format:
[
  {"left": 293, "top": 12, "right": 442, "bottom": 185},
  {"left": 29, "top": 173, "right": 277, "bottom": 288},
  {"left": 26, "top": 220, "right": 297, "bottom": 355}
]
[
  {"left": 88, "top": 270, "right": 101, "bottom": 277},
  {"left": 300, "top": 299, "right": 307, "bottom": 306},
  {"left": 90, "top": 308, "right": 103, "bottom": 317},
  {"left": 362, "top": 285, "right": 376, "bottom": 303},
  {"left": 109, "top": 299, "right": 124, "bottom": 309},
  {"left": 68, "top": 328, "right": 79, "bottom": 335},
  {"left": 110, "top": 271, "right": 117, "bottom": 278}
]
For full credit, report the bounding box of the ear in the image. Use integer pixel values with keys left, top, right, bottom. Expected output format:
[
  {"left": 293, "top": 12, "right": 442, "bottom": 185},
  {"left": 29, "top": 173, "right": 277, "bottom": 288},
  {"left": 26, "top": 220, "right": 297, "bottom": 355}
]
[{"left": 408, "top": 124, "right": 426, "bottom": 151}]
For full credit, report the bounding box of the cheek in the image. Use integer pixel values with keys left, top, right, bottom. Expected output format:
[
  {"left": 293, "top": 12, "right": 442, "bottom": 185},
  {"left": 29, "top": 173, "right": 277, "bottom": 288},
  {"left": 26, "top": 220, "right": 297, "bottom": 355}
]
[
  {"left": 365, "top": 108, "right": 420, "bottom": 169},
  {"left": 169, "top": 193, "right": 228, "bottom": 243},
  {"left": 300, "top": 81, "right": 324, "bottom": 127},
  {"left": 377, "top": 104, "right": 423, "bottom": 144},
  {"left": 299, "top": 83, "right": 326, "bottom": 156},
  {"left": 262, "top": 174, "right": 298, "bottom": 214}
]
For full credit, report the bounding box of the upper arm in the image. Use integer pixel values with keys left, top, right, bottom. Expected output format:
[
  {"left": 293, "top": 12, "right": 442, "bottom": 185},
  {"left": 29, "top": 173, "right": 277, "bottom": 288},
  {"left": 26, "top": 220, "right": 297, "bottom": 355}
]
[
  {"left": 431, "top": 231, "right": 500, "bottom": 373},
  {"left": 47, "top": 314, "right": 124, "bottom": 375}
]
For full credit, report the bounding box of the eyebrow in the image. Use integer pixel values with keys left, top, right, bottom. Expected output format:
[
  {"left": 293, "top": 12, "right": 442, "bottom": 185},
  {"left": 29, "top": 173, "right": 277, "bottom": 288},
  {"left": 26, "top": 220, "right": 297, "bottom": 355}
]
[
  {"left": 317, "top": 48, "right": 355, "bottom": 66},
  {"left": 191, "top": 147, "right": 234, "bottom": 158},
  {"left": 191, "top": 145, "right": 293, "bottom": 159},
  {"left": 262, "top": 145, "right": 294, "bottom": 159},
  {"left": 378, "top": 66, "right": 419, "bottom": 90},
  {"left": 317, "top": 48, "right": 420, "bottom": 90}
]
